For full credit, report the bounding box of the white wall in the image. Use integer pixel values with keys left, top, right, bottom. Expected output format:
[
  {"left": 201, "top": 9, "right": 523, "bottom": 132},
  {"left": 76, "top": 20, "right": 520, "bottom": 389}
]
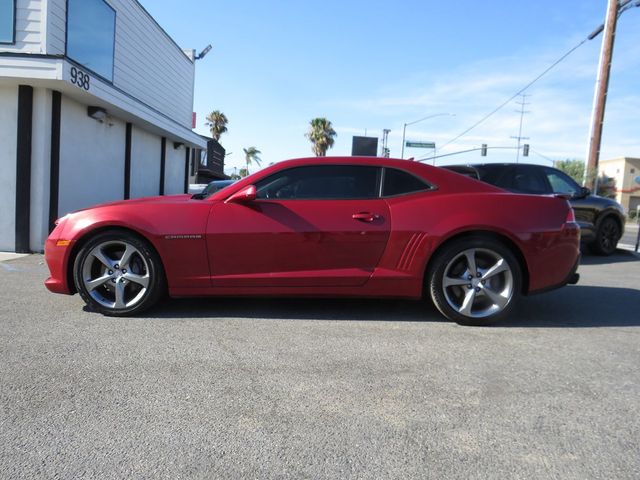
[
  {"left": 29, "top": 87, "right": 52, "bottom": 251},
  {"left": 110, "top": 0, "right": 195, "bottom": 129},
  {"left": 45, "top": 0, "right": 65, "bottom": 55},
  {"left": 164, "top": 145, "right": 186, "bottom": 195},
  {"left": 0, "top": 87, "right": 18, "bottom": 251},
  {"left": 129, "top": 126, "right": 161, "bottom": 199},
  {"left": 1, "top": 0, "right": 43, "bottom": 54},
  {"left": 58, "top": 95, "right": 126, "bottom": 215}
]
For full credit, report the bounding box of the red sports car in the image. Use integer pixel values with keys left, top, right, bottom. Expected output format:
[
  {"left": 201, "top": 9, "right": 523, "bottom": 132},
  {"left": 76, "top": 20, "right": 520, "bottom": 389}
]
[{"left": 45, "top": 157, "right": 580, "bottom": 326}]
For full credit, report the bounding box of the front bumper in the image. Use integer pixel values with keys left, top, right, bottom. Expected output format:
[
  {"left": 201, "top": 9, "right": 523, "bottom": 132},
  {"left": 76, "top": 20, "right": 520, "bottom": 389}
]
[{"left": 44, "top": 218, "right": 75, "bottom": 295}]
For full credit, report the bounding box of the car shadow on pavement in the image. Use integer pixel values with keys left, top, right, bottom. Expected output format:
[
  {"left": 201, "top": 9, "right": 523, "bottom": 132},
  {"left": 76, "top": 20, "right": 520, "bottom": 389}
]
[
  {"left": 138, "top": 284, "right": 639, "bottom": 328},
  {"left": 498, "top": 285, "right": 640, "bottom": 328},
  {"left": 142, "top": 297, "right": 441, "bottom": 323},
  {"left": 580, "top": 250, "right": 639, "bottom": 265}
]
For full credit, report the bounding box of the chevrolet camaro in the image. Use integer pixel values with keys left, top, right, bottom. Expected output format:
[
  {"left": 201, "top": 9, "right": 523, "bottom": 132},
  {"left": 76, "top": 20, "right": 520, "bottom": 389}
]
[{"left": 45, "top": 157, "right": 581, "bottom": 326}]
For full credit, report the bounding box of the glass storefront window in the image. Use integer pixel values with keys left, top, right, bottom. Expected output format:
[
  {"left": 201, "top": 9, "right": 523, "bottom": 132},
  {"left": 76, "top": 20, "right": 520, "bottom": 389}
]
[
  {"left": 0, "top": 0, "right": 15, "bottom": 44},
  {"left": 67, "top": 0, "right": 116, "bottom": 81}
]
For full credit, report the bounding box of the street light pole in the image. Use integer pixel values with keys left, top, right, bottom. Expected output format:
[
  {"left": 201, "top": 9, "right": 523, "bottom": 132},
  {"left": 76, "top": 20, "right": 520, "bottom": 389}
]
[{"left": 401, "top": 113, "right": 454, "bottom": 159}]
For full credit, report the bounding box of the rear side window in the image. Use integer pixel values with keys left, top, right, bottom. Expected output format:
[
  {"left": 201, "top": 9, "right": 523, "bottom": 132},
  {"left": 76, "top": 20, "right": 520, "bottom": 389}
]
[
  {"left": 511, "top": 166, "right": 549, "bottom": 194},
  {"left": 479, "top": 166, "right": 515, "bottom": 190},
  {"left": 382, "top": 168, "right": 431, "bottom": 197}
]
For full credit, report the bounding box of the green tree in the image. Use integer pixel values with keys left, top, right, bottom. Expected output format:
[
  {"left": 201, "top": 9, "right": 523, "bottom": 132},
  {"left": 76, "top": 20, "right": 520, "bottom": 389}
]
[
  {"left": 555, "top": 159, "right": 585, "bottom": 184},
  {"left": 306, "top": 118, "right": 337, "bottom": 157},
  {"left": 243, "top": 147, "right": 262, "bottom": 175},
  {"left": 205, "top": 110, "right": 229, "bottom": 141}
]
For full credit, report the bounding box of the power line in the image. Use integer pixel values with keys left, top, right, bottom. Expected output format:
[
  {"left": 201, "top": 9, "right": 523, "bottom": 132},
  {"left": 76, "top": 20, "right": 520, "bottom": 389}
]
[
  {"left": 530, "top": 147, "right": 557, "bottom": 165},
  {"left": 423, "top": 37, "right": 589, "bottom": 159}
]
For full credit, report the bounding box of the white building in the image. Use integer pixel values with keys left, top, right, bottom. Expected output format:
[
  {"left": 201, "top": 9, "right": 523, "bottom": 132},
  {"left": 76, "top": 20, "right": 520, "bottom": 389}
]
[{"left": 0, "top": 0, "right": 207, "bottom": 252}]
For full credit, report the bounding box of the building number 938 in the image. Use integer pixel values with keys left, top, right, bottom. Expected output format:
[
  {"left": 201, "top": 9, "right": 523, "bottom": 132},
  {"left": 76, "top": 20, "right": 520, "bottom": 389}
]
[{"left": 70, "top": 66, "right": 90, "bottom": 91}]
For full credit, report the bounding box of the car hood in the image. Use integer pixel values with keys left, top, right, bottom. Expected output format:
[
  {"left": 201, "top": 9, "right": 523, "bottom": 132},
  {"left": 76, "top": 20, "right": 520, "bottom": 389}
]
[{"left": 71, "top": 194, "right": 194, "bottom": 214}]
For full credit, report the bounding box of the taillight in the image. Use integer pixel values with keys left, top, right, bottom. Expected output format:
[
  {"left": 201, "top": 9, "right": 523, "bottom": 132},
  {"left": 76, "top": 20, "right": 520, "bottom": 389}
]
[{"left": 566, "top": 208, "right": 576, "bottom": 223}]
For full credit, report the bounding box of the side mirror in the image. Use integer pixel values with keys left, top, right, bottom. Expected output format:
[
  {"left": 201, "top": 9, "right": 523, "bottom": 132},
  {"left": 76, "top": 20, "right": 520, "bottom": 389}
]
[
  {"left": 225, "top": 185, "right": 257, "bottom": 204},
  {"left": 578, "top": 186, "right": 591, "bottom": 198}
]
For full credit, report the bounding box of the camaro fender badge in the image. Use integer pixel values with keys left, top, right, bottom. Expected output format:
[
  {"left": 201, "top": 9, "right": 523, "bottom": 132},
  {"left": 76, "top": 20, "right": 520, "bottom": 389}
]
[{"left": 164, "top": 234, "right": 203, "bottom": 240}]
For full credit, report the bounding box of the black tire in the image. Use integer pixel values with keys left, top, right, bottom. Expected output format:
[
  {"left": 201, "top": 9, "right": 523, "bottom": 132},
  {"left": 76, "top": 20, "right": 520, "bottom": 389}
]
[
  {"left": 591, "top": 216, "right": 620, "bottom": 256},
  {"left": 73, "top": 230, "right": 165, "bottom": 316},
  {"left": 427, "top": 237, "right": 522, "bottom": 326}
]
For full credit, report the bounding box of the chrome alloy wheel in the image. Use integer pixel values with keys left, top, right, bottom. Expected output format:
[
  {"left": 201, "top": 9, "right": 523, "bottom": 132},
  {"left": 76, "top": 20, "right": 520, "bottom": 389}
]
[
  {"left": 81, "top": 240, "right": 151, "bottom": 310},
  {"left": 441, "top": 248, "right": 514, "bottom": 319}
]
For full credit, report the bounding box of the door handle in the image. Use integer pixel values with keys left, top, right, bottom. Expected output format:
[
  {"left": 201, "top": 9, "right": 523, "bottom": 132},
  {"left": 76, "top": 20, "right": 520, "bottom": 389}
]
[{"left": 352, "top": 212, "right": 379, "bottom": 222}]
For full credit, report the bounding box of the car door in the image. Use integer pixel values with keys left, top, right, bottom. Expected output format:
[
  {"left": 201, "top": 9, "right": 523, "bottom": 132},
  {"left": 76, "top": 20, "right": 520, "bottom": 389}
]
[
  {"left": 542, "top": 167, "right": 595, "bottom": 229},
  {"left": 206, "top": 165, "right": 391, "bottom": 288}
]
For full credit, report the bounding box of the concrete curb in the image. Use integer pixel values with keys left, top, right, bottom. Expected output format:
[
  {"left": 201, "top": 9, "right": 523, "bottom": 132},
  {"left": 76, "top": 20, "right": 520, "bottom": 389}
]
[{"left": 0, "top": 252, "right": 30, "bottom": 262}]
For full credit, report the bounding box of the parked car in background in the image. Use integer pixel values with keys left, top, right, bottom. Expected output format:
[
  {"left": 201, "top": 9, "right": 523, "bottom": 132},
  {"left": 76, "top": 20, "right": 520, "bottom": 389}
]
[
  {"left": 188, "top": 180, "right": 236, "bottom": 196},
  {"left": 44, "top": 157, "right": 580, "bottom": 326},
  {"left": 200, "top": 179, "right": 236, "bottom": 197},
  {"left": 444, "top": 163, "right": 626, "bottom": 255}
]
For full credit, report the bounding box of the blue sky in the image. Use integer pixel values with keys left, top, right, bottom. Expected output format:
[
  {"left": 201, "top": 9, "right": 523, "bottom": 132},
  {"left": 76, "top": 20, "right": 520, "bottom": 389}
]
[{"left": 142, "top": 0, "right": 640, "bottom": 174}]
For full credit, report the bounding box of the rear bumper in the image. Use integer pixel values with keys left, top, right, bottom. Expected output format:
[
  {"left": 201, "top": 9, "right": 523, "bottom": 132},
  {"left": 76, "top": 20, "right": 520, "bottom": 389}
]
[
  {"left": 529, "top": 253, "right": 580, "bottom": 295},
  {"left": 526, "top": 221, "right": 581, "bottom": 294}
]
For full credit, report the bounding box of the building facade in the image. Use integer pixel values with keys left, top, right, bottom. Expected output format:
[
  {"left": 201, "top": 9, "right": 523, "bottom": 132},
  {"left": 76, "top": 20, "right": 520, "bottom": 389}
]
[
  {"left": 599, "top": 157, "right": 640, "bottom": 214},
  {"left": 0, "top": 0, "right": 207, "bottom": 252}
]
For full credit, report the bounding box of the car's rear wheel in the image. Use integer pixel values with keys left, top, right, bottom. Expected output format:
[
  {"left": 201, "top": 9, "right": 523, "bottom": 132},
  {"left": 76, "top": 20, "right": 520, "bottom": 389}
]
[
  {"left": 428, "top": 238, "right": 522, "bottom": 326},
  {"left": 591, "top": 216, "right": 620, "bottom": 256},
  {"left": 73, "top": 231, "right": 165, "bottom": 316}
]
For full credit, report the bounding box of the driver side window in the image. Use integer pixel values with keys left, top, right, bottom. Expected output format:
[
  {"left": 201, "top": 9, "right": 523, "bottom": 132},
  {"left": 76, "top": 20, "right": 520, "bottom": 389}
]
[
  {"left": 255, "top": 165, "right": 380, "bottom": 200},
  {"left": 544, "top": 168, "right": 580, "bottom": 196}
]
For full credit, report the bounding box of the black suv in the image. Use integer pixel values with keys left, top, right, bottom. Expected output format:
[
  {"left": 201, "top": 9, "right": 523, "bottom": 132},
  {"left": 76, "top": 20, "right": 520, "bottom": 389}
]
[{"left": 444, "top": 163, "right": 626, "bottom": 255}]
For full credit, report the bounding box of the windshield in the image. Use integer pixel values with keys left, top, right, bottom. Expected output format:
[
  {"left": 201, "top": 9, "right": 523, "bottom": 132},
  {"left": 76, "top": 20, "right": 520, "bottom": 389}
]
[{"left": 193, "top": 180, "right": 236, "bottom": 199}]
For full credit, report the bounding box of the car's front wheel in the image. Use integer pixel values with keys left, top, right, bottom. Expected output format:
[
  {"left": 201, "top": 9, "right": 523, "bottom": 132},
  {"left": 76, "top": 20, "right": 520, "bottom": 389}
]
[
  {"left": 428, "top": 237, "right": 522, "bottom": 326},
  {"left": 73, "top": 231, "right": 165, "bottom": 316}
]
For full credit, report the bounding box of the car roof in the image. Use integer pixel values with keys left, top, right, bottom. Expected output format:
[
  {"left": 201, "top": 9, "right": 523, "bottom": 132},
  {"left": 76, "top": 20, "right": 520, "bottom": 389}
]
[
  {"left": 209, "top": 156, "right": 503, "bottom": 201},
  {"left": 446, "top": 162, "right": 550, "bottom": 169}
]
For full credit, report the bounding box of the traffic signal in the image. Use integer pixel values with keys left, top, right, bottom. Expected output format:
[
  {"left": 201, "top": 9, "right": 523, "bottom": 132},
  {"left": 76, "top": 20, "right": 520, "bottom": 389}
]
[
  {"left": 481, "top": 144, "right": 487, "bottom": 156},
  {"left": 523, "top": 144, "right": 530, "bottom": 157}
]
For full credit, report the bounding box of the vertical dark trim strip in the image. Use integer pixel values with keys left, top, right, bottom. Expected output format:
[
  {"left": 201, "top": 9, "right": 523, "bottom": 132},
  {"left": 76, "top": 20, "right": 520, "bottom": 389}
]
[
  {"left": 15, "top": 85, "right": 33, "bottom": 253},
  {"left": 48, "top": 91, "right": 62, "bottom": 233},
  {"left": 124, "top": 122, "right": 132, "bottom": 199},
  {"left": 184, "top": 147, "right": 190, "bottom": 194},
  {"left": 159, "top": 137, "right": 166, "bottom": 195}
]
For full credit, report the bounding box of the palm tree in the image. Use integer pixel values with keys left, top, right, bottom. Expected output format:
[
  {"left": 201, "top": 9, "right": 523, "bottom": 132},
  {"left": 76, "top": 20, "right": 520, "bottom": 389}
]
[
  {"left": 205, "top": 110, "right": 229, "bottom": 141},
  {"left": 243, "top": 147, "right": 262, "bottom": 175},
  {"left": 306, "top": 117, "right": 337, "bottom": 156}
]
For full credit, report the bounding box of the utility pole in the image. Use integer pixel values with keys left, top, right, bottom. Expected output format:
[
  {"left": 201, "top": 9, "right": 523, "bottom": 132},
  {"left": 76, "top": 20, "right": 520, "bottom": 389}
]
[
  {"left": 381, "top": 129, "right": 391, "bottom": 157},
  {"left": 510, "top": 93, "right": 530, "bottom": 163},
  {"left": 585, "top": 0, "right": 620, "bottom": 192}
]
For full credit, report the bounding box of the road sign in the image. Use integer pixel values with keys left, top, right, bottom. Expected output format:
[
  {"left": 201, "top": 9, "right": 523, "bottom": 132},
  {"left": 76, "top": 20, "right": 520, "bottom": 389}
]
[{"left": 405, "top": 141, "right": 436, "bottom": 149}]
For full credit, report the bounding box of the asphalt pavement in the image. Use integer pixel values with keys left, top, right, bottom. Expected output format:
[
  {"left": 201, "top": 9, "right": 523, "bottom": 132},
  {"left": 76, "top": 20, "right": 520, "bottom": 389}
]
[{"left": 1, "top": 252, "right": 639, "bottom": 479}]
